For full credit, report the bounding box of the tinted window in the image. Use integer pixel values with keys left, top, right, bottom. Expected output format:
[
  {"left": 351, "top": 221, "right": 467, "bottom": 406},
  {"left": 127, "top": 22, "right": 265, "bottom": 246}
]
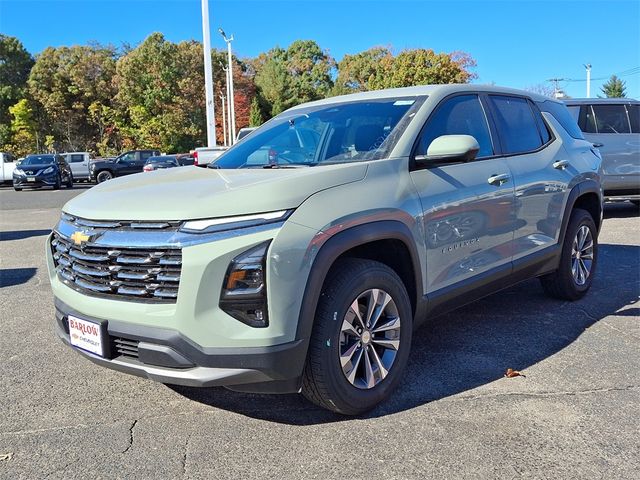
[
  {"left": 592, "top": 104, "right": 630, "bottom": 133},
  {"left": 416, "top": 95, "right": 493, "bottom": 158},
  {"left": 22, "top": 155, "right": 55, "bottom": 165},
  {"left": 625, "top": 104, "right": 639, "bottom": 133},
  {"left": 531, "top": 102, "right": 551, "bottom": 144},
  {"left": 490, "top": 95, "right": 542, "bottom": 154},
  {"left": 574, "top": 105, "right": 597, "bottom": 133},
  {"left": 70, "top": 154, "right": 85, "bottom": 163},
  {"left": 141, "top": 152, "right": 154, "bottom": 160},
  {"left": 118, "top": 152, "right": 136, "bottom": 163},
  {"left": 538, "top": 101, "right": 584, "bottom": 139}
]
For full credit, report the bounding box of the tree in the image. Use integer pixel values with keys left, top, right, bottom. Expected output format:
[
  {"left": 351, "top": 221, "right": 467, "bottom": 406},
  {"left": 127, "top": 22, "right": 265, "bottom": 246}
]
[
  {"left": 253, "top": 40, "right": 335, "bottom": 118},
  {"left": 601, "top": 75, "right": 626, "bottom": 98},
  {"left": 334, "top": 47, "right": 393, "bottom": 94},
  {"left": 248, "top": 97, "right": 263, "bottom": 126},
  {"left": 525, "top": 84, "right": 556, "bottom": 98},
  {"left": 0, "top": 35, "right": 34, "bottom": 147},
  {"left": 7, "top": 99, "right": 38, "bottom": 157},
  {"left": 28, "top": 44, "right": 117, "bottom": 152}
]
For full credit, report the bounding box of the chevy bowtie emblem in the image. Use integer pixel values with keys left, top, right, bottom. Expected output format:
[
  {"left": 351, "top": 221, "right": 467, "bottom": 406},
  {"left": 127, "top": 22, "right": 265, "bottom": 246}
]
[{"left": 71, "top": 231, "right": 91, "bottom": 246}]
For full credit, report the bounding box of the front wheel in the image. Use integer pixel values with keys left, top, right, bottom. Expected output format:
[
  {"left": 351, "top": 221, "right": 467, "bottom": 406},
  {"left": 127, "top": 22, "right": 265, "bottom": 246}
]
[
  {"left": 96, "top": 170, "right": 113, "bottom": 183},
  {"left": 53, "top": 174, "right": 61, "bottom": 190},
  {"left": 66, "top": 173, "right": 73, "bottom": 188},
  {"left": 302, "top": 259, "right": 412, "bottom": 415},
  {"left": 540, "top": 208, "right": 598, "bottom": 300}
]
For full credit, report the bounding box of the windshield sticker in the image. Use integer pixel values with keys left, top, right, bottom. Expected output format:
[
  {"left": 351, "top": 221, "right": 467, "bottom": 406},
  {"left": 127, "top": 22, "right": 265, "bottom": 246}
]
[{"left": 393, "top": 100, "right": 415, "bottom": 106}]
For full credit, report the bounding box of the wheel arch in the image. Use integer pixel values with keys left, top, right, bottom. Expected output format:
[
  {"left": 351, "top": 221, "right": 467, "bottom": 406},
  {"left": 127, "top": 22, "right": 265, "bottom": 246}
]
[
  {"left": 561, "top": 180, "right": 603, "bottom": 240},
  {"left": 295, "top": 220, "right": 424, "bottom": 344}
]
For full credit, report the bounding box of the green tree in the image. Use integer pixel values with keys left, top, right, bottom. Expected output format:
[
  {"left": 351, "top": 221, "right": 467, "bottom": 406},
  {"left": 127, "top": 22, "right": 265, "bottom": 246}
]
[
  {"left": 28, "top": 44, "right": 117, "bottom": 152},
  {"left": 253, "top": 40, "right": 335, "bottom": 118},
  {"left": 0, "top": 35, "right": 34, "bottom": 147},
  {"left": 601, "top": 75, "right": 626, "bottom": 98},
  {"left": 7, "top": 99, "right": 38, "bottom": 156},
  {"left": 334, "top": 47, "right": 393, "bottom": 94},
  {"left": 248, "top": 97, "right": 263, "bottom": 126}
]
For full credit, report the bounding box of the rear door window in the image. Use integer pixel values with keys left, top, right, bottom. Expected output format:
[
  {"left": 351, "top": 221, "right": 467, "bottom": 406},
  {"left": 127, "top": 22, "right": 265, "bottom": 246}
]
[
  {"left": 489, "top": 95, "right": 543, "bottom": 154},
  {"left": 539, "top": 101, "right": 584, "bottom": 139},
  {"left": 416, "top": 94, "right": 494, "bottom": 158},
  {"left": 70, "top": 154, "right": 85, "bottom": 163},
  {"left": 592, "top": 104, "right": 630, "bottom": 133}
]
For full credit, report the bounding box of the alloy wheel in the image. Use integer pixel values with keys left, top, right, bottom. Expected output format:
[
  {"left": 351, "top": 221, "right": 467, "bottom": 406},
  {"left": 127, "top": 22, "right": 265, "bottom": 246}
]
[
  {"left": 339, "top": 288, "right": 401, "bottom": 389},
  {"left": 571, "top": 225, "right": 594, "bottom": 286}
]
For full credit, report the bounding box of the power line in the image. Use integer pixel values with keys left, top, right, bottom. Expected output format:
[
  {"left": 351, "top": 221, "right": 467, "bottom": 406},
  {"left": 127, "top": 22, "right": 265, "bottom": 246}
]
[{"left": 564, "top": 66, "right": 640, "bottom": 82}]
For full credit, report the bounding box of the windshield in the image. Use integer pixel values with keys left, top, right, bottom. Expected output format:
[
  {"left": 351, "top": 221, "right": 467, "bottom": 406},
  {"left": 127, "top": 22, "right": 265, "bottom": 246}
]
[
  {"left": 22, "top": 155, "right": 55, "bottom": 165},
  {"left": 211, "top": 96, "right": 425, "bottom": 169}
]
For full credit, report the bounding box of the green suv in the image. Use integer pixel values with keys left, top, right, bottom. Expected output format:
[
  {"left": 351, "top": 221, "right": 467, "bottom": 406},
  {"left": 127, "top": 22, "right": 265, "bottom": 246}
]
[{"left": 47, "top": 85, "right": 603, "bottom": 414}]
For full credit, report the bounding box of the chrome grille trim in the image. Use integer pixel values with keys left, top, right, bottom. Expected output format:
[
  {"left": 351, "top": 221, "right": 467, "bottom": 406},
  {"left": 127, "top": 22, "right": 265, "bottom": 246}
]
[
  {"left": 51, "top": 231, "right": 181, "bottom": 303},
  {"left": 61, "top": 213, "right": 181, "bottom": 231}
]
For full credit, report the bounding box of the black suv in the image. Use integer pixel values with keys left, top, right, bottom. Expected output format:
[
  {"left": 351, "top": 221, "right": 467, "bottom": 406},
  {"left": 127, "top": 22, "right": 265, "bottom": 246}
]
[
  {"left": 13, "top": 154, "right": 73, "bottom": 191},
  {"left": 90, "top": 150, "right": 160, "bottom": 183}
]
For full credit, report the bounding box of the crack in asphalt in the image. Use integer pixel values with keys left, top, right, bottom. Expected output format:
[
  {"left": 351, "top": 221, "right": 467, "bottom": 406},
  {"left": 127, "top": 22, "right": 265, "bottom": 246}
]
[
  {"left": 122, "top": 419, "right": 137, "bottom": 454},
  {"left": 454, "top": 385, "right": 639, "bottom": 402},
  {"left": 180, "top": 436, "right": 190, "bottom": 477},
  {"left": 601, "top": 320, "right": 640, "bottom": 341}
]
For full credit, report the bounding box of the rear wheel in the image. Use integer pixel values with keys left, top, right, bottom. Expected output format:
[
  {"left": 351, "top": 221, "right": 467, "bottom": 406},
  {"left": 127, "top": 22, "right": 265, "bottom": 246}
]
[
  {"left": 302, "top": 259, "right": 412, "bottom": 415},
  {"left": 66, "top": 173, "right": 73, "bottom": 188},
  {"left": 540, "top": 208, "right": 598, "bottom": 300},
  {"left": 13, "top": 187, "right": 22, "bottom": 191},
  {"left": 96, "top": 170, "right": 113, "bottom": 183},
  {"left": 53, "top": 174, "right": 61, "bottom": 190}
]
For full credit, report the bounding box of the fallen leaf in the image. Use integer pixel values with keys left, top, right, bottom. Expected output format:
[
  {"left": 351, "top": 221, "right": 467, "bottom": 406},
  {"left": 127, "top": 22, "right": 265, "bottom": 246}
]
[
  {"left": 504, "top": 368, "right": 526, "bottom": 378},
  {"left": 0, "top": 453, "right": 13, "bottom": 461}
]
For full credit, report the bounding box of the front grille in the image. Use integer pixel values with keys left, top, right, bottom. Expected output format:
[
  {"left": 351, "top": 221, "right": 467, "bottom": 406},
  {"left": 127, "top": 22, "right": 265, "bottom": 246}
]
[
  {"left": 51, "top": 231, "right": 181, "bottom": 302},
  {"left": 113, "top": 337, "right": 140, "bottom": 359}
]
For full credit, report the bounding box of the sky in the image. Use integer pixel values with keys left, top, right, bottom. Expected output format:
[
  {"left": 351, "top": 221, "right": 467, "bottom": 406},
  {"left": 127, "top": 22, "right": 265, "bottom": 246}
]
[{"left": 1, "top": 0, "right": 639, "bottom": 99}]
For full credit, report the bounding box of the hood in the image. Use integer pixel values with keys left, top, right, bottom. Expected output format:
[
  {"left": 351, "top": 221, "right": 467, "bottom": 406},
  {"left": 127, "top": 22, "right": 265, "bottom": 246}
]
[{"left": 63, "top": 163, "right": 368, "bottom": 221}]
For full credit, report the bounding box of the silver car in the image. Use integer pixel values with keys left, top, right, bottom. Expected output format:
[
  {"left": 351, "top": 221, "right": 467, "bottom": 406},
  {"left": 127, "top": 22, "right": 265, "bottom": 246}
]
[{"left": 564, "top": 98, "right": 640, "bottom": 204}]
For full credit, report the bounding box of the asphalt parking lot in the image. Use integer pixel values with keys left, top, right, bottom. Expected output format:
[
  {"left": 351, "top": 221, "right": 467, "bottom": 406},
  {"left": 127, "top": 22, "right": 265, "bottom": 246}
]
[{"left": 0, "top": 184, "right": 638, "bottom": 479}]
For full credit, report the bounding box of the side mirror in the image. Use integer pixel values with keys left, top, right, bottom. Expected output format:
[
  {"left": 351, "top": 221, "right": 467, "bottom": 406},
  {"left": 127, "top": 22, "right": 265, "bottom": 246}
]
[{"left": 415, "top": 135, "right": 480, "bottom": 165}]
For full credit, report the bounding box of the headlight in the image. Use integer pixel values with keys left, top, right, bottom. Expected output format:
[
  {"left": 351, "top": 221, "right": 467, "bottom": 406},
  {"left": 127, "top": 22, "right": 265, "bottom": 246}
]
[
  {"left": 181, "top": 210, "right": 292, "bottom": 234},
  {"left": 14, "top": 169, "right": 24, "bottom": 176},
  {"left": 43, "top": 166, "right": 54, "bottom": 175},
  {"left": 219, "top": 241, "right": 271, "bottom": 328}
]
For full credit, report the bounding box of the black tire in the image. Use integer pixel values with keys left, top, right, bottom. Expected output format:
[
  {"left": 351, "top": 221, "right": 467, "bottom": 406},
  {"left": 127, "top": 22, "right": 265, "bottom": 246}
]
[
  {"left": 14, "top": 187, "right": 22, "bottom": 191},
  {"left": 540, "top": 208, "right": 598, "bottom": 300},
  {"left": 96, "top": 170, "right": 113, "bottom": 183},
  {"left": 53, "top": 174, "right": 61, "bottom": 190},
  {"left": 302, "top": 258, "right": 412, "bottom": 415},
  {"left": 66, "top": 173, "right": 73, "bottom": 188}
]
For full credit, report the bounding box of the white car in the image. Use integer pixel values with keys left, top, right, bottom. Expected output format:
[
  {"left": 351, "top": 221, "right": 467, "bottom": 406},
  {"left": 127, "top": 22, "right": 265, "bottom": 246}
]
[
  {"left": 60, "top": 152, "right": 92, "bottom": 181},
  {"left": 0, "top": 152, "right": 17, "bottom": 183},
  {"left": 194, "top": 146, "right": 228, "bottom": 167}
]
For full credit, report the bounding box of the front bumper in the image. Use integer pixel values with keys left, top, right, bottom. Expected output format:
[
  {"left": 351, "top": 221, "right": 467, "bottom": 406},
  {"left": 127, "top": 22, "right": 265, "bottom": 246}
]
[
  {"left": 13, "top": 174, "right": 57, "bottom": 188},
  {"left": 55, "top": 298, "right": 305, "bottom": 392}
]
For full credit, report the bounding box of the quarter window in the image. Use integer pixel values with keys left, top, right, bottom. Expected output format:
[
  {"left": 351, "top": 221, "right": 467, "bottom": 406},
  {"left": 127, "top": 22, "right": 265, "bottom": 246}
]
[
  {"left": 415, "top": 95, "right": 494, "bottom": 158},
  {"left": 489, "top": 95, "right": 542, "bottom": 154},
  {"left": 538, "top": 101, "right": 584, "bottom": 139},
  {"left": 592, "top": 104, "right": 630, "bottom": 134},
  {"left": 577, "top": 105, "right": 597, "bottom": 133}
]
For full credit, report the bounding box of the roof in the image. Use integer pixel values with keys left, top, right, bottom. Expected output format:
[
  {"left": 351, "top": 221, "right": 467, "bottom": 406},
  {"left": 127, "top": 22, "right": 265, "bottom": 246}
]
[
  {"left": 287, "top": 83, "right": 557, "bottom": 111},
  {"left": 563, "top": 97, "right": 639, "bottom": 105}
]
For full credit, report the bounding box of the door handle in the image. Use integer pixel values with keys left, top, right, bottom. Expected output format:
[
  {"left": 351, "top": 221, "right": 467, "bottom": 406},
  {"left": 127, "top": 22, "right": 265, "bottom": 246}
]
[
  {"left": 592, "top": 142, "right": 604, "bottom": 148},
  {"left": 553, "top": 160, "right": 570, "bottom": 170},
  {"left": 487, "top": 173, "right": 510, "bottom": 186}
]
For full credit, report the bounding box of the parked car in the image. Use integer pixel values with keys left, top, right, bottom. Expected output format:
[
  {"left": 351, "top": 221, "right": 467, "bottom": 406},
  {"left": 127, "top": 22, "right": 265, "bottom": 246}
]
[
  {"left": 89, "top": 149, "right": 160, "bottom": 183},
  {"left": 14, "top": 154, "right": 73, "bottom": 191},
  {"left": 175, "top": 153, "right": 196, "bottom": 166},
  {"left": 236, "top": 127, "right": 257, "bottom": 141},
  {"left": 193, "top": 146, "right": 228, "bottom": 167},
  {"left": 60, "top": 152, "right": 92, "bottom": 181},
  {"left": 1, "top": 152, "right": 17, "bottom": 183},
  {"left": 564, "top": 98, "right": 639, "bottom": 205},
  {"left": 143, "top": 155, "right": 181, "bottom": 172},
  {"left": 47, "top": 84, "right": 602, "bottom": 415}
]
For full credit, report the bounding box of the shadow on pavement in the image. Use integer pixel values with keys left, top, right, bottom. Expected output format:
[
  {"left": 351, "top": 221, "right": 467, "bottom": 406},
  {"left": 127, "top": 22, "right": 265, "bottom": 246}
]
[
  {"left": 172, "top": 242, "right": 639, "bottom": 424},
  {"left": 0, "top": 229, "right": 51, "bottom": 241},
  {"left": 0, "top": 268, "right": 38, "bottom": 288}
]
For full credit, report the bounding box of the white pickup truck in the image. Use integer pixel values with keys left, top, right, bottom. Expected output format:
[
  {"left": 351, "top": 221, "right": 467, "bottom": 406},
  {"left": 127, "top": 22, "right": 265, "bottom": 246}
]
[
  {"left": 193, "top": 146, "right": 228, "bottom": 167},
  {"left": 1, "top": 152, "right": 17, "bottom": 183}
]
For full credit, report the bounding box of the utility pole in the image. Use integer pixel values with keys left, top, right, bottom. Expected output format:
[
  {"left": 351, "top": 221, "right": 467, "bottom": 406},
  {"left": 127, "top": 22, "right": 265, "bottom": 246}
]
[
  {"left": 547, "top": 78, "right": 564, "bottom": 98},
  {"left": 220, "top": 63, "right": 232, "bottom": 146},
  {"left": 584, "top": 64, "right": 592, "bottom": 98},
  {"left": 220, "top": 93, "right": 227, "bottom": 147},
  {"left": 219, "top": 28, "right": 236, "bottom": 144},
  {"left": 201, "top": 0, "right": 216, "bottom": 146}
]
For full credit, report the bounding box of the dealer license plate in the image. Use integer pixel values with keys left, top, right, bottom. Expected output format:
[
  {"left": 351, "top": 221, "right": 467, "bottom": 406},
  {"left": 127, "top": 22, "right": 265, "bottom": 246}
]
[{"left": 68, "top": 315, "right": 104, "bottom": 356}]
